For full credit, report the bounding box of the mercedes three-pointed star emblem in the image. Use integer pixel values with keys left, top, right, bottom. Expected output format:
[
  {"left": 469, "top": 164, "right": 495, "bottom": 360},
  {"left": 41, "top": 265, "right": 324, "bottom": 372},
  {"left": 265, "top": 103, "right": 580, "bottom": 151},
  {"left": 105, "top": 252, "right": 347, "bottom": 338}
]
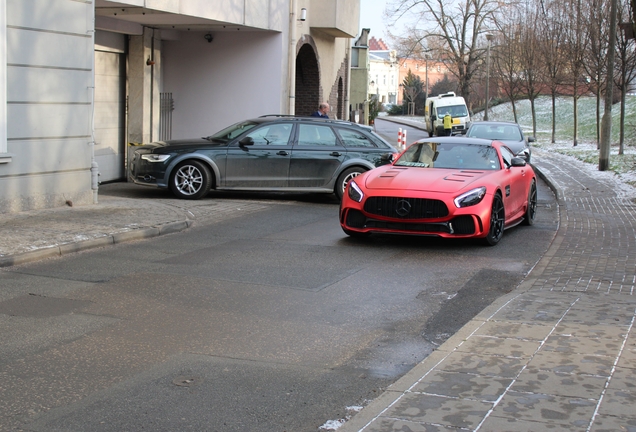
[{"left": 395, "top": 199, "right": 412, "bottom": 217}]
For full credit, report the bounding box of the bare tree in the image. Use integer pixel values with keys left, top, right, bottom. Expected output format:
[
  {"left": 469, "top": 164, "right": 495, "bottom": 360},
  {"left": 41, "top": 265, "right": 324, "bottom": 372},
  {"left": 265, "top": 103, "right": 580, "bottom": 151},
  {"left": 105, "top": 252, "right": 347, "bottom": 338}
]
[
  {"left": 582, "top": 0, "right": 611, "bottom": 147},
  {"left": 386, "top": 0, "right": 500, "bottom": 110},
  {"left": 517, "top": 1, "right": 543, "bottom": 138},
  {"left": 614, "top": 0, "right": 636, "bottom": 154},
  {"left": 563, "top": 0, "right": 588, "bottom": 146},
  {"left": 385, "top": 0, "right": 622, "bottom": 153},
  {"left": 537, "top": 0, "right": 569, "bottom": 143},
  {"left": 492, "top": 20, "right": 525, "bottom": 122},
  {"left": 600, "top": 0, "right": 618, "bottom": 170}
]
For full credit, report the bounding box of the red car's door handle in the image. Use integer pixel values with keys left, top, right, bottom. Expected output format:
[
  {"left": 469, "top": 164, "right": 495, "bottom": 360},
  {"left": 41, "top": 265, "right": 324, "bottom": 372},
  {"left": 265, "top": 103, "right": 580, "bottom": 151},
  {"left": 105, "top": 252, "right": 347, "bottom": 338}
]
[
  {"left": 277, "top": 151, "right": 289, "bottom": 156},
  {"left": 330, "top": 152, "right": 342, "bottom": 157}
]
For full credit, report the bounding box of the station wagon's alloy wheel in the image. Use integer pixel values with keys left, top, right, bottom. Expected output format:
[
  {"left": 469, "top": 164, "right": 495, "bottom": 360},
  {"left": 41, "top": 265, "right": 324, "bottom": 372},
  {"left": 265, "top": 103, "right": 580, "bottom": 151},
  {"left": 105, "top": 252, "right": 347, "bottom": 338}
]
[
  {"left": 484, "top": 193, "right": 505, "bottom": 245},
  {"left": 522, "top": 180, "right": 537, "bottom": 226},
  {"left": 170, "top": 160, "right": 212, "bottom": 200},
  {"left": 336, "top": 167, "right": 365, "bottom": 200}
]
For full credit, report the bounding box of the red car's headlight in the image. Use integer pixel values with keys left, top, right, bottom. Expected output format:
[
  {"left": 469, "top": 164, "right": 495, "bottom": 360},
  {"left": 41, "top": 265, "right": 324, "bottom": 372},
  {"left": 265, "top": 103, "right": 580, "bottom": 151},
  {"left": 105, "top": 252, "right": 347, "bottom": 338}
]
[
  {"left": 454, "top": 186, "right": 487, "bottom": 208},
  {"left": 348, "top": 180, "right": 364, "bottom": 203}
]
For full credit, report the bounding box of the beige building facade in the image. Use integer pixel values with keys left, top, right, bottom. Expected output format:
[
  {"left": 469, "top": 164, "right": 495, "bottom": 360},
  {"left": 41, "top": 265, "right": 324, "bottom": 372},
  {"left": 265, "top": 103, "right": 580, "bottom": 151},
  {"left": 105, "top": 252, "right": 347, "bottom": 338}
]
[{"left": 1, "top": 0, "right": 360, "bottom": 213}]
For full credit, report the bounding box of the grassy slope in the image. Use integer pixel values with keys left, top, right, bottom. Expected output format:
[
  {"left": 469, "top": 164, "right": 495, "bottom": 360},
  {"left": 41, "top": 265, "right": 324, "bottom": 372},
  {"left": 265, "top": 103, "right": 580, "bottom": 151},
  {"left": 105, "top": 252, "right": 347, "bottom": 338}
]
[{"left": 475, "top": 96, "right": 636, "bottom": 186}]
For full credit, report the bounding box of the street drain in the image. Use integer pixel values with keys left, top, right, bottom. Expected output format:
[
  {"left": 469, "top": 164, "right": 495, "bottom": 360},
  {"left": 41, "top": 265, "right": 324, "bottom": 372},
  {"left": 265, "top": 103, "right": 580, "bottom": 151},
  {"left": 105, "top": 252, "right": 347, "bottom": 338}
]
[{"left": 172, "top": 376, "right": 201, "bottom": 387}]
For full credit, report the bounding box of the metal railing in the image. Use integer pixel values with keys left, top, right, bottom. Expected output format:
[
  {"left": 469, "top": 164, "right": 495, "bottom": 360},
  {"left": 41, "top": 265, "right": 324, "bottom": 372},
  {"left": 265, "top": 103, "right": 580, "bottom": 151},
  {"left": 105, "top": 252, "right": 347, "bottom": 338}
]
[{"left": 160, "top": 93, "right": 174, "bottom": 141}]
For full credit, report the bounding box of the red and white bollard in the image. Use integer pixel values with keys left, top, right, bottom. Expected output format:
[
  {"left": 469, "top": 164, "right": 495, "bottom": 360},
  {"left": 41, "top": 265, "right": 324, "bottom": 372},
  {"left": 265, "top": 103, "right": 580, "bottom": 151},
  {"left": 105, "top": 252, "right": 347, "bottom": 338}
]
[
  {"left": 402, "top": 129, "right": 407, "bottom": 150},
  {"left": 397, "top": 128, "right": 402, "bottom": 150}
]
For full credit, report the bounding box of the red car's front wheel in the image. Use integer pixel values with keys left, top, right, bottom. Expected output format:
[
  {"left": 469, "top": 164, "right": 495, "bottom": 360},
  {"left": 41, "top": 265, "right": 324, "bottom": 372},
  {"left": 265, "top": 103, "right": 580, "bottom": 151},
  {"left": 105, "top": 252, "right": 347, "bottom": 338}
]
[{"left": 484, "top": 194, "right": 505, "bottom": 246}]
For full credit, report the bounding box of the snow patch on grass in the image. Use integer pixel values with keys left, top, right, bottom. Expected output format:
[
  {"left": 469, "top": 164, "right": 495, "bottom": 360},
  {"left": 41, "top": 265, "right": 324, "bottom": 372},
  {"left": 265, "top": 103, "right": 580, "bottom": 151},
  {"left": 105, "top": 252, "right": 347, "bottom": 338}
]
[{"left": 398, "top": 95, "right": 636, "bottom": 193}]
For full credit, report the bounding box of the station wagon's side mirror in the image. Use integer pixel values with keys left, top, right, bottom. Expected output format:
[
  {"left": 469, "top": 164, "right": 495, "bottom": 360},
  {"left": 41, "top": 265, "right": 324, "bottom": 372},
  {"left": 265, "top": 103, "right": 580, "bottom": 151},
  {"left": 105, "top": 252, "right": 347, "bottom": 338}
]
[
  {"left": 527, "top": 136, "right": 536, "bottom": 143},
  {"left": 239, "top": 136, "right": 254, "bottom": 147}
]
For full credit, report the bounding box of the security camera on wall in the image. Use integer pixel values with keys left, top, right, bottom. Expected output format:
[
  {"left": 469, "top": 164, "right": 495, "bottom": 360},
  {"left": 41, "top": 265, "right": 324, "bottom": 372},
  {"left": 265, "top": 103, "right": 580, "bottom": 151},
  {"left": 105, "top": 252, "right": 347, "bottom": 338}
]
[{"left": 300, "top": 8, "right": 307, "bottom": 21}]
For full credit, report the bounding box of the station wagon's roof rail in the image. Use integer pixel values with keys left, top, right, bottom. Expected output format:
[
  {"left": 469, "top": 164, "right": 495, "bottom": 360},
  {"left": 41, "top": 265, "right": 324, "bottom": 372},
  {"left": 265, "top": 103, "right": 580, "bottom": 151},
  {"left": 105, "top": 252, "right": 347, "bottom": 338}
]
[{"left": 257, "top": 115, "right": 363, "bottom": 127}]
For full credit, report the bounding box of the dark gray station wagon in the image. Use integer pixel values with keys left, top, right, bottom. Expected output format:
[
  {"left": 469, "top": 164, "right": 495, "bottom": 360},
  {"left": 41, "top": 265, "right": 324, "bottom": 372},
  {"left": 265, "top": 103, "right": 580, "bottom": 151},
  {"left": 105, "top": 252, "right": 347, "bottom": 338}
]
[{"left": 129, "top": 116, "right": 398, "bottom": 200}]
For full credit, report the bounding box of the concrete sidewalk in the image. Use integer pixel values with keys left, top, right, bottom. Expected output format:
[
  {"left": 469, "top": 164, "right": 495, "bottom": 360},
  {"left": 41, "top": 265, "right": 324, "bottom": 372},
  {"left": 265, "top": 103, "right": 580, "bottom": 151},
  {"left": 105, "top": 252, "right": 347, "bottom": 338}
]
[
  {"left": 0, "top": 184, "right": 270, "bottom": 267},
  {"left": 340, "top": 148, "right": 636, "bottom": 431}
]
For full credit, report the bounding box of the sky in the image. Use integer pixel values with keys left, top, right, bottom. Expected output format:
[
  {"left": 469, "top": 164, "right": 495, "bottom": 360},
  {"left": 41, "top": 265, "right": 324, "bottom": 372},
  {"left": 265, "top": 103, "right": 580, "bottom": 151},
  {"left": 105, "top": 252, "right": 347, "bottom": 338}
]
[{"left": 359, "top": 0, "right": 390, "bottom": 41}]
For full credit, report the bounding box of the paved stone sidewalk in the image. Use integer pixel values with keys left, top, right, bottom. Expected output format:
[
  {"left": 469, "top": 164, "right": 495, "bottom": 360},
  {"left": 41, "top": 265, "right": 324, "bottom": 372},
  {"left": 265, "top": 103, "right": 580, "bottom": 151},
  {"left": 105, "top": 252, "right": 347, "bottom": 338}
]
[{"left": 340, "top": 149, "right": 636, "bottom": 431}]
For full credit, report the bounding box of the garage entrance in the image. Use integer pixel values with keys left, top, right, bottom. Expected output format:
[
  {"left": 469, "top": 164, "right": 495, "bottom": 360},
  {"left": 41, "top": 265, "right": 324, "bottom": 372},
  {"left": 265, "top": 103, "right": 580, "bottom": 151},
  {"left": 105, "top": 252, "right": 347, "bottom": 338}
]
[{"left": 94, "top": 31, "right": 127, "bottom": 183}]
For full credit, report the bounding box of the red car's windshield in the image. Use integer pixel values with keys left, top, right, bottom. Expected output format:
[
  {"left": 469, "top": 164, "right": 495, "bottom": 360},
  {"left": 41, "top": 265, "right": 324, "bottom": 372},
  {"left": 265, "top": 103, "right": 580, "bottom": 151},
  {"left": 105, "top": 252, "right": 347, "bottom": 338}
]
[{"left": 395, "top": 143, "right": 501, "bottom": 170}]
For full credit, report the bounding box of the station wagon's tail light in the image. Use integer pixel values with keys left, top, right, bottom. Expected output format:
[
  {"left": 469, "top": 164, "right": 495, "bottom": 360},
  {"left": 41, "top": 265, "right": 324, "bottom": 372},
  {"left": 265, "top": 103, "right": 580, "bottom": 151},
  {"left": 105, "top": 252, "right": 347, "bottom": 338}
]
[{"left": 454, "top": 186, "right": 486, "bottom": 208}]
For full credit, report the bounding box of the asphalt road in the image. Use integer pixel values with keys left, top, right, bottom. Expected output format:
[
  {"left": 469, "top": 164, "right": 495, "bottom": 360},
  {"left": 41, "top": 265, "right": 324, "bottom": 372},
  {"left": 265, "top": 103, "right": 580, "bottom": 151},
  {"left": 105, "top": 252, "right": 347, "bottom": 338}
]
[
  {"left": 0, "top": 121, "right": 559, "bottom": 431},
  {"left": 373, "top": 116, "right": 430, "bottom": 145}
]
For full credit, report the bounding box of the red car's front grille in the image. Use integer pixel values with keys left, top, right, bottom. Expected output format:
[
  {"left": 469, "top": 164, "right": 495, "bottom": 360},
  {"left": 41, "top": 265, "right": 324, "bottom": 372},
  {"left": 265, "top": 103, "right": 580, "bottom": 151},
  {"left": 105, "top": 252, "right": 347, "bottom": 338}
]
[{"left": 363, "top": 197, "right": 449, "bottom": 219}]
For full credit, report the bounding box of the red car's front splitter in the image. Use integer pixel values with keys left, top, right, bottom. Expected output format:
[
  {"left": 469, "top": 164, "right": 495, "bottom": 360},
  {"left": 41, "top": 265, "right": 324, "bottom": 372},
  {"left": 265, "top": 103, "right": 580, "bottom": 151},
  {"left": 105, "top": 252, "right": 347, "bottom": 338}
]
[{"left": 339, "top": 207, "right": 487, "bottom": 238}]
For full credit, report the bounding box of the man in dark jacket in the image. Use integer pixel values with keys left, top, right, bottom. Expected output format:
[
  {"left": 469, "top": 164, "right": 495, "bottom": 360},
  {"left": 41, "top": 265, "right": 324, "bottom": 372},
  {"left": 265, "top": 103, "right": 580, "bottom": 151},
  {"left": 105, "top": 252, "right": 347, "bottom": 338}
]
[{"left": 311, "top": 102, "right": 330, "bottom": 118}]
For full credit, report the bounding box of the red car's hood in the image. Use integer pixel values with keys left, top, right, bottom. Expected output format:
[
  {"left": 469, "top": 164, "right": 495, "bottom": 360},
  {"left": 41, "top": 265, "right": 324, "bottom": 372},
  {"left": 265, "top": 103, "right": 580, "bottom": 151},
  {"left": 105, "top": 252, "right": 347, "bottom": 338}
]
[{"left": 363, "top": 166, "right": 490, "bottom": 193}]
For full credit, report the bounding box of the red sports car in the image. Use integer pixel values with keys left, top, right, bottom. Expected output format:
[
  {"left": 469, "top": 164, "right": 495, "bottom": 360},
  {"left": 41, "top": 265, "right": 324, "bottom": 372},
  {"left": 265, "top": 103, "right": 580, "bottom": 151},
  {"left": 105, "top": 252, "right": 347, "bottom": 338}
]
[{"left": 339, "top": 137, "right": 537, "bottom": 245}]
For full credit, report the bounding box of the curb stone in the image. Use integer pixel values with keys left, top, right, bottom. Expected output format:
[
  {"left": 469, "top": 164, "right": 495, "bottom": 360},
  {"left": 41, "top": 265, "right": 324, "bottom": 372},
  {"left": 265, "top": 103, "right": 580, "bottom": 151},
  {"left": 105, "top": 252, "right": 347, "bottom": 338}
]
[{"left": 0, "top": 220, "right": 192, "bottom": 268}]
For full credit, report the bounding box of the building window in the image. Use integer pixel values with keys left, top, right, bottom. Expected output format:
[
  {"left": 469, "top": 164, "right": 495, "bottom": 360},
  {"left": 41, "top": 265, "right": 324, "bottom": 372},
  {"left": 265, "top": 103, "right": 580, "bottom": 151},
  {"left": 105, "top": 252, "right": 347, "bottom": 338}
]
[{"left": 351, "top": 48, "right": 360, "bottom": 68}]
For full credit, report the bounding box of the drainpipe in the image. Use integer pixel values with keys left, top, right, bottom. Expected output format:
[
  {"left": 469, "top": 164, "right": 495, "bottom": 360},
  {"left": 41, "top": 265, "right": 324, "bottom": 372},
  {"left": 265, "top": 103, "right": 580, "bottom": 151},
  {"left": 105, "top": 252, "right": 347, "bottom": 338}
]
[
  {"left": 288, "top": 0, "right": 297, "bottom": 114},
  {"left": 88, "top": 7, "right": 99, "bottom": 204},
  {"left": 149, "top": 28, "right": 155, "bottom": 143},
  {"left": 345, "top": 38, "right": 352, "bottom": 121}
]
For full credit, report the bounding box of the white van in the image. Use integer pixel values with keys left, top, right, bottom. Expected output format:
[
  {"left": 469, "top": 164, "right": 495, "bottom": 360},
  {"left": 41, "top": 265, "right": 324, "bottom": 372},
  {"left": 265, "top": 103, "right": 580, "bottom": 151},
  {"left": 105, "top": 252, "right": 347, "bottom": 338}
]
[{"left": 424, "top": 92, "right": 471, "bottom": 136}]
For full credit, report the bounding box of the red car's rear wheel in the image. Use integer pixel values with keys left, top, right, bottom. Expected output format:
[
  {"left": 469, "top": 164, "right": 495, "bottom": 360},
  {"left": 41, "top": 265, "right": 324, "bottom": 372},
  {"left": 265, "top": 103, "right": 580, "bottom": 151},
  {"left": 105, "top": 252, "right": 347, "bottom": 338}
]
[{"left": 522, "top": 180, "right": 537, "bottom": 226}]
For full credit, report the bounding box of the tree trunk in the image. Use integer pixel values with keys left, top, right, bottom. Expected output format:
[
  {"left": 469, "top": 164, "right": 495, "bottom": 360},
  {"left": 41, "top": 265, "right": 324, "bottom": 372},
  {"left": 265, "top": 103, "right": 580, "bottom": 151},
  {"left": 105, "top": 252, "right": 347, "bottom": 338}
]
[
  {"left": 619, "top": 55, "right": 629, "bottom": 155},
  {"left": 596, "top": 86, "right": 601, "bottom": 149},
  {"left": 573, "top": 81, "right": 578, "bottom": 147},
  {"left": 620, "top": 83, "right": 626, "bottom": 155},
  {"left": 551, "top": 91, "right": 557, "bottom": 144},
  {"left": 599, "top": 0, "right": 617, "bottom": 171},
  {"left": 530, "top": 96, "right": 537, "bottom": 138}
]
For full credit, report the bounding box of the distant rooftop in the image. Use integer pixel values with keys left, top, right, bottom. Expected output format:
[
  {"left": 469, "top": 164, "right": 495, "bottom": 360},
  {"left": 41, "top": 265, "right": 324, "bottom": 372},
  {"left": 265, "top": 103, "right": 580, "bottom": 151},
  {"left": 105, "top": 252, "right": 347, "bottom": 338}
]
[
  {"left": 369, "top": 51, "right": 392, "bottom": 61},
  {"left": 369, "top": 36, "right": 389, "bottom": 51}
]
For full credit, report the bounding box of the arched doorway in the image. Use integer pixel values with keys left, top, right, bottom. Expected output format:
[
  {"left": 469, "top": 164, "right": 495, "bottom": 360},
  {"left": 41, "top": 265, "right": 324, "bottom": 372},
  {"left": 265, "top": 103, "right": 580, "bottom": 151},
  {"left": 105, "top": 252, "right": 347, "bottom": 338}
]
[{"left": 295, "top": 44, "right": 320, "bottom": 116}]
